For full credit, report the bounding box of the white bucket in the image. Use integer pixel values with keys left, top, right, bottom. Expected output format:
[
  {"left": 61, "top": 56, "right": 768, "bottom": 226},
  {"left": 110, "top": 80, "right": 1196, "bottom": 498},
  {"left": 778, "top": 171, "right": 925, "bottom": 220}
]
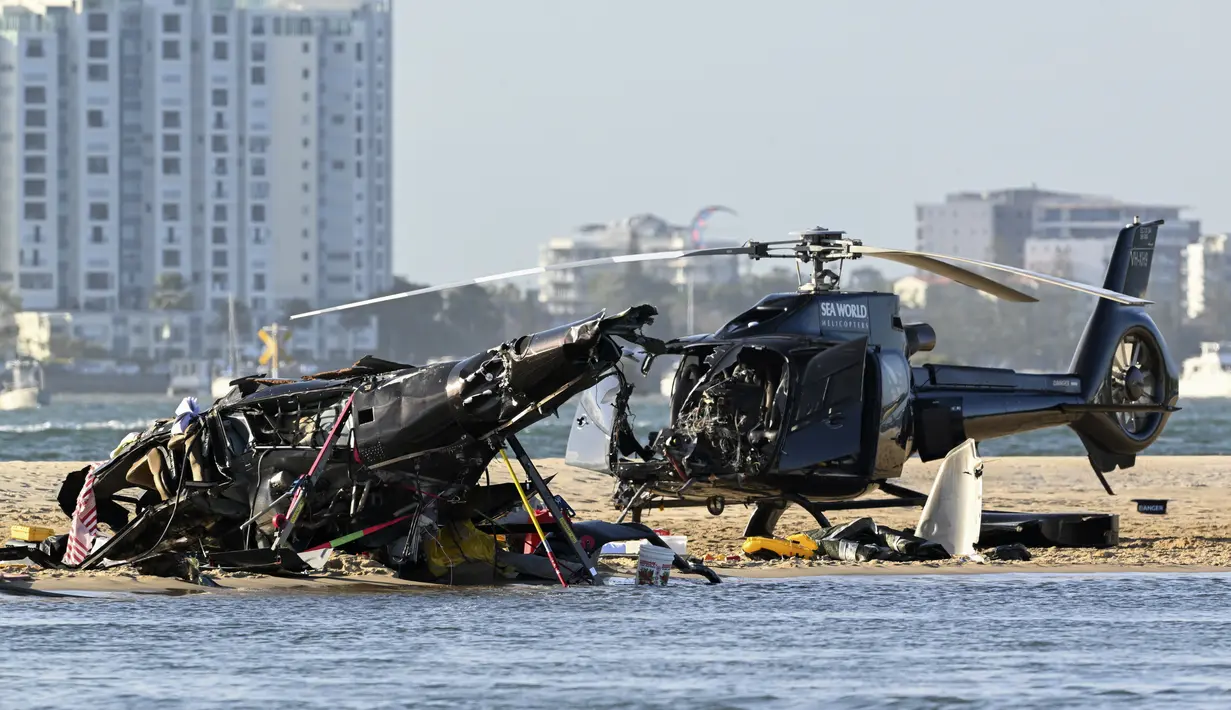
[{"left": 636, "top": 543, "right": 675, "bottom": 586}]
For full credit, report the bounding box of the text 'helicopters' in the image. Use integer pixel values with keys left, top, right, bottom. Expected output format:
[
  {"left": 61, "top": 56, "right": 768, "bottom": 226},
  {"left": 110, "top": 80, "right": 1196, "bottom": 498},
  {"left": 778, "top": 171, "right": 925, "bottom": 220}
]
[{"left": 291, "top": 218, "right": 1179, "bottom": 537}]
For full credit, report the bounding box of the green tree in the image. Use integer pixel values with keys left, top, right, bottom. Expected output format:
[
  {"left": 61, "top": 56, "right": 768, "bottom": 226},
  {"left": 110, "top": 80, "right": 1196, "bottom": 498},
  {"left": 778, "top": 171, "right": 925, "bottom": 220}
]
[
  {"left": 149, "top": 273, "right": 193, "bottom": 310},
  {"left": 367, "top": 277, "right": 444, "bottom": 362},
  {"left": 0, "top": 286, "right": 20, "bottom": 356}
]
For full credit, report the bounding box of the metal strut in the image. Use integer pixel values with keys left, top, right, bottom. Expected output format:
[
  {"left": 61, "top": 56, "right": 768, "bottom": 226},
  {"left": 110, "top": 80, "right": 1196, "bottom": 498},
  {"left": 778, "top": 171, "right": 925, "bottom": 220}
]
[{"left": 505, "top": 434, "right": 600, "bottom": 584}]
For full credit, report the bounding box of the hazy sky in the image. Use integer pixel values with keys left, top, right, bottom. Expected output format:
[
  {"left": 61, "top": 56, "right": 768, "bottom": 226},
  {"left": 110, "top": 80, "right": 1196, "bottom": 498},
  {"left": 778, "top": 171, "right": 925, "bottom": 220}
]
[{"left": 393, "top": 0, "right": 1230, "bottom": 287}]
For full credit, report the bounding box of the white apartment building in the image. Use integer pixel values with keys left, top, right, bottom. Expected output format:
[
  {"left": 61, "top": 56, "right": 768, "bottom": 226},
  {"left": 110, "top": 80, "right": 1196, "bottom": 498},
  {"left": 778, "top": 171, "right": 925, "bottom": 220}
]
[
  {"left": 538, "top": 213, "right": 742, "bottom": 319},
  {"left": 1183, "top": 233, "right": 1230, "bottom": 321},
  {"left": 0, "top": 0, "right": 391, "bottom": 362}
]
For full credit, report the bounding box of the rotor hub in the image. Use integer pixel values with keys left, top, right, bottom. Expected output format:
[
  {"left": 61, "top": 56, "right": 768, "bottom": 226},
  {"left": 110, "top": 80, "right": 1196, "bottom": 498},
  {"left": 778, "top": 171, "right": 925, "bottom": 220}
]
[{"left": 1124, "top": 366, "right": 1147, "bottom": 401}]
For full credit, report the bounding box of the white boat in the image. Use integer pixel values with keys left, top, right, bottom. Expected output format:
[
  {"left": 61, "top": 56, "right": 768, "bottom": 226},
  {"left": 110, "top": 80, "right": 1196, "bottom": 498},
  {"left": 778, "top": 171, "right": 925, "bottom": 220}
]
[
  {"left": 167, "top": 358, "right": 211, "bottom": 398},
  {"left": 659, "top": 371, "right": 674, "bottom": 397},
  {"left": 0, "top": 357, "right": 49, "bottom": 410},
  {"left": 1178, "top": 342, "right": 1231, "bottom": 398}
]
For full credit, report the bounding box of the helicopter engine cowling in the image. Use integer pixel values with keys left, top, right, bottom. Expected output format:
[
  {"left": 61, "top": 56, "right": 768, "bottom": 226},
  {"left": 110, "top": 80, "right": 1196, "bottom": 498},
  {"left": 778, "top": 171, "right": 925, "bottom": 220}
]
[{"left": 904, "top": 322, "right": 936, "bottom": 357}]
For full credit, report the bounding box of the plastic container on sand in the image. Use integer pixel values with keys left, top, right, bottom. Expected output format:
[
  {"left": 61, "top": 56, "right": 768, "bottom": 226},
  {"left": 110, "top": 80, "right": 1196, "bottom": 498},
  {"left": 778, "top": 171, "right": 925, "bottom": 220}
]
[{"left": 636, "top": 544, "right": 675, "bottom": 586}]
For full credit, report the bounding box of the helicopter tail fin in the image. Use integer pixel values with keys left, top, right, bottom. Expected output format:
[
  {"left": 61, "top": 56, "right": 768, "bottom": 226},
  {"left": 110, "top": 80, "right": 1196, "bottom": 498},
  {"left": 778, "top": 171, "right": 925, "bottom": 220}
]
[
  {"left": 1065, "top": 218, "right": 1179, "bottom": 480},
  {"left": 1099, "top": 218, "right": 1162, "bottom": 299}
]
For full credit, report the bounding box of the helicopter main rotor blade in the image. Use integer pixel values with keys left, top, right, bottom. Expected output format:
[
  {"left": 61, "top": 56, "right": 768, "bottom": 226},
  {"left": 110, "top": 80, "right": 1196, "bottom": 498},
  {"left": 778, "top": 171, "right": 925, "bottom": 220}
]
[
  {"left": 849, "top": 248, "right": 1039, "bottom": 303},
  {"left": 290, "top": 245, "right": 761, "bottom": 320},
  {"left": 852, "top": 246, "right": 1153, "bottom": 306}
]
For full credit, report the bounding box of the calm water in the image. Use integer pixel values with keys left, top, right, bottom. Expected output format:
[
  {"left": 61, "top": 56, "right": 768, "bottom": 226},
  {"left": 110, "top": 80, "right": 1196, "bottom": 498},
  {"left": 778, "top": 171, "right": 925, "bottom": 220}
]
[
  {"left": 1, "top": 392, "right": 1230, "bottom": 462},
  {"left": 1, "top": 572, "right": 1229, "bottom": 709}
]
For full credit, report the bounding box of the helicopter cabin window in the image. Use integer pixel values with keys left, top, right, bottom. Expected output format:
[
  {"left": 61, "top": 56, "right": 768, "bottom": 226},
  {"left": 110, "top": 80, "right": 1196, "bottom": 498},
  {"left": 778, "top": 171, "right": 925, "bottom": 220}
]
[{"left": 720, "top": 299, "right": 794, "bottom": 334}]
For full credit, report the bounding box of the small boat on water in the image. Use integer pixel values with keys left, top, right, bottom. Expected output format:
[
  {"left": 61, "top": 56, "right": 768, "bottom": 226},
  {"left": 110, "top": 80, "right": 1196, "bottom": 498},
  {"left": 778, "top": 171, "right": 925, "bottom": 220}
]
[
  {"left": 0, "top": 357, "right": 49, "bottom": 410},
  {"left": 167, "top": 358, "right": 211, "bottom": 398},
  {"left": 1179, "top": 342, "right": 1231, "bottom": 398}
]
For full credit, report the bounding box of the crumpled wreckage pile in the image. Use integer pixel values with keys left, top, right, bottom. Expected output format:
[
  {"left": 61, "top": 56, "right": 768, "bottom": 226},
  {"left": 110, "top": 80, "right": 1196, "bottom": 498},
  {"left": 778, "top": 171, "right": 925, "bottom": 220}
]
[
  {"left": 7, "top": 306, "right": 720, "bottom": 586},
  {"left": 742, "top": 517, "right": 1032, "bottom": 563}
]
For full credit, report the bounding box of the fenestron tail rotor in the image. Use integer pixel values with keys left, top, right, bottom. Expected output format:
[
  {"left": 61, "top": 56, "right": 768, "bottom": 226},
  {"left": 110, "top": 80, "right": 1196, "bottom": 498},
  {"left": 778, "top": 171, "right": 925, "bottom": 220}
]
[{"left": 290, "top": 226, "right": 1152, "bottom": 320}]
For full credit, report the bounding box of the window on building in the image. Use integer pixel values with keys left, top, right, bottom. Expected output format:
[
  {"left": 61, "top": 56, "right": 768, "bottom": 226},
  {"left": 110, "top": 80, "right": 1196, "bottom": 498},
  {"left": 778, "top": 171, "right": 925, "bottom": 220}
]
[
  {"left": 251, "top": 204, "right": 266, "bottom": 222},
  {"left": 250, "top": 66, "right": 265, "bottom": 84},
  {"left": 302, "top": 183, "right": 310, "bottom": 193},
  {"left": 302, "top": 251, "right": 309, "bottom": 261},
  {"left": 86, "top": 272, "right": 111, "bottom": 290},
  {"left": 162, "top": 41, "right": 180, "bottom": 60},
  {"left": 163, "top": 110, "right": 181, "bottom": 129},
  {"left": 213, "top": 157, "right": 226, "bottom": 176},
  {"left": 87, "top": 109, "right": 104, "bottom": 128},
  {"left": 24, "top": 86, "right": 45, "bottom": 104},
  {"left": 162, "top": 203, "right": 179, "bottom": 222},
  {"left": 87, "top": 12, "right": 107, "bottom": 32},
  {"left": 355, "top": 43, "right": 363, "bottom": 61},
  {"left": 212, "top": 226, "right": 226, "bottom": 244},
  {"left": 162, "top": 157, "right": 180, "bottom": 175},
  {"left": 356, "top": 162, "right": 363, "bottom": 179},
  {"left": 163, "top": 14, "right": 181, "bottom": 33},
  {"left": 303, "top": 41, "right": 310, "bottom": 53},
  {"left": 24, "top": 156, "right": 45, "bottom": 173},
  {"left": 251, "top": 182, "right": 269, "bottom": 199},
  {"left": 89, "top": 203, "right": 108, "bottom": 220},
  {"left": 87, "top": 156, "right": 109, "bottom": 174},
  {"left": 213, "top": 205, "right": 227, "bottom": 221},
  {"left": 24, "top": 109, "right": 46, "bottom": 128},
  {"left": 301, "top": 274, "right": 310, "bottom": 285},
  {"left": 88, "top": 39, "right": 108, "bottom": 59},
  {"left": 211, "top": 135, "right": 228, "bottom": 153},
  {"left": 162, "top": 133, "right": 180, "bottom": 152},
  {"left": 249, "top": 136, "right": 269, "bottom": 153},
  {"left": 26, "top": 39, "right": 44, "bottom": 58},
  {"left": 212, "top": 14, "right": 227, "bottom": 34},
  {"left": 23, "top": 179, "right": 46, "bottom": 197},
  {"left": 211, "top": 89, "right": 227, "bottom": 107},
  {"left": 355, "top": 116, "right": 363, "bottom": 132},
  {"left": 251, "top": 42, "right": 265, "bottom": 62},
  {"left": 163, "top": 250, "right": 181, "bottom": 268},
  {"left": 91, "top": 225, "right": 104, "bottom": 243},
  {"left": 302, "top": 92, "right": 310, "bottom": 102},
  {"left": 87, "top": 64, "right": 108, "bottom": 81},
  {"left": 212, "top": 41, "right": 228, "bottom": 60},
  {"left": 212, "top": 251, "right": 227, "bottom": 268},
  {"left": 253, "top": 273, "right": 266, "bottom": 292},
  {"left": 302, "top": 67, "right": 310, "bottom": 79},
  {"left": 24, "top": 132, "right": 45, "bottom": 151},
  {"left": 332, "top": 160, "right": 345, "bottom": 170},
  {"left": 252, "top": 17, "right": 265, "bottom": 35},
  {"left": 23, "top": 202, "right": 46, "bottom": 220},
  {"left": 251, "top": 158, "right": 266, "bottom": 176}
]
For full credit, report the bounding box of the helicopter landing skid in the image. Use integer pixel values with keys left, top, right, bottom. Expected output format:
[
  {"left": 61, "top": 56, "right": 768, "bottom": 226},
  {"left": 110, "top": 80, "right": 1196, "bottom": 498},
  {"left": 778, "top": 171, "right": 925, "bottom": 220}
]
[{"left": 622, "top": 482, "right": 929, "bottom": 539}]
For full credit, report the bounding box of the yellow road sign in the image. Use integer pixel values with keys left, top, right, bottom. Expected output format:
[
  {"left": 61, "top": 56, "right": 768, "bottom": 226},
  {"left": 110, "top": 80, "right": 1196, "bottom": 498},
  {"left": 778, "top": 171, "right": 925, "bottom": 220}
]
[{"left": 258, "top": 326, "right": 292, "bottom": 367}]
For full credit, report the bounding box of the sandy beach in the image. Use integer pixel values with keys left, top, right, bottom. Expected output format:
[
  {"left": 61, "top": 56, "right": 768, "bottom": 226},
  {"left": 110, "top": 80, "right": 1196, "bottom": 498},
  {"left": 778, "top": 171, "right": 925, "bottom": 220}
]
[{"left": 2, "top": 455, "right": 1229, "bottom": 594}]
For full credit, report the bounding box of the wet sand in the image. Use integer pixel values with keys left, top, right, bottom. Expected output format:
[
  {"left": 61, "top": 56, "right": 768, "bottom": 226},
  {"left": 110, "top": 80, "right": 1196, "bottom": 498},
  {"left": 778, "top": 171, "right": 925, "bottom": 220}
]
[{"left": 2, "top": 456, "right": 1229, "bottom": 594}]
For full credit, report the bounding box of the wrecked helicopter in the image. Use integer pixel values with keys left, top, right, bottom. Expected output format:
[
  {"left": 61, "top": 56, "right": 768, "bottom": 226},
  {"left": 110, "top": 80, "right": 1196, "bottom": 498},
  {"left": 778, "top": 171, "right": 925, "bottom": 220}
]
[
  {"left": 294, "top": 218, "right": 1180, "bottom": 539},
  {"left": 49, "top": 306, "right": 721, "bottom": 586}
]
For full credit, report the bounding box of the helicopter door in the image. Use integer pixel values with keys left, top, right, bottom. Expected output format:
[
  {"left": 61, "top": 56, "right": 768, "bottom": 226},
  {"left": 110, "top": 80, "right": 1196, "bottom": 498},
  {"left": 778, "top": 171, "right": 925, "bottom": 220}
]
[
  {"left": 775, "top": 337, "right": 868, "bottom": 473},
  {"left": 563, "top": 374, "right": 622, "bottom": 474}
]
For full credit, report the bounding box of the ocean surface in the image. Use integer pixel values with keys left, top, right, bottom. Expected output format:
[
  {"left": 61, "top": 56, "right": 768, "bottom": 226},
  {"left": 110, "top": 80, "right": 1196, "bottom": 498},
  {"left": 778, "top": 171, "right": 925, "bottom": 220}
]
[
  {"left": 0, "top": 392, "right": 1229, "bottom": 463},
  {"left": 1, "top": 572, "right": 1229, "bottom": 709}
]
